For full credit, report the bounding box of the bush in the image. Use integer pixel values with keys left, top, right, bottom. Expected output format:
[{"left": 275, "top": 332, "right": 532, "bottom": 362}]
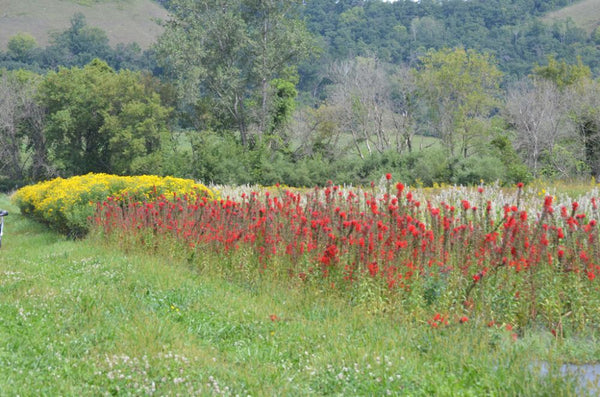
[
  {"left": 13, "top": 173, "right": 216, "bottom": 237},
  {"left": 452, "top": 155, "right": 506, "bottom": 186},
  {"left": 0, "top": 178, "right": 27, "bottom": 193}
]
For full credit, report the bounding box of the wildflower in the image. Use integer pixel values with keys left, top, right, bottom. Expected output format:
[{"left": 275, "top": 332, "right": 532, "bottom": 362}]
[
  {"left": 385, "top": 173, "right": 392, "bottom": 181},
  {"left": 544, "top": 195, "right": 553, "bottom": 209},
  {"left": 459, "top": 316, "right": 468, "bottom": 324},
  {"left": 270, "top": 314, "right": 279, "bottom": 322},
  {"left": 396, "top": 182, "right": 404, "bottom": 195},
  {"left": 462, "top": 200, "right": 471, "bottom": 210},
  {"left": 368, "top": 262, "right": 379, "bottom": 276},
  {"left": 587, "top": 271, "right": 596, "bottom": 281}
]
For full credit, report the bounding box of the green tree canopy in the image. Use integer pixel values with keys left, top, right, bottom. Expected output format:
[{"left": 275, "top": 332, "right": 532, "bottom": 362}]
[
  {"left": 45, "top": 13, "right": 112, "bottom": 67},
  {"left": 7, "top": 33, "right": 38, "bottom": 63},
  {"left": 532, "top": 55, "right": 591, "bottom": 89},
  {"left": 414, "top": 48, "right": 502, "bottom": 158},
  {"left": 38, "top": 59, "right": 172, "bottom": 176},
  {"left": 155, "top": 0, "right": 315, "bottom": 146}
]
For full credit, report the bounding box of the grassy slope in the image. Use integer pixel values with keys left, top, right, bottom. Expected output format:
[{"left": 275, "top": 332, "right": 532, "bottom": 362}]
[
  {"left": 0, "top": 194, "right": 591, "bottom": 395},
  {"left": 0, "top": 0, "right": 168, "bottom": 50},
  {"left": 544, "top": 0, "right": 600, "bottom": 34}
]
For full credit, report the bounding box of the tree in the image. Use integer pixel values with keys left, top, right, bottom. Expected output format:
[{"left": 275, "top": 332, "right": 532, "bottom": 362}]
[
  {"left": 390, "top": 67, "right": 418, "bottom": 154},
  {"left": 0, "top": 70, "right": 50, "bottom": 182},
  {"left": 504, "top": 79, "right": 572, "bottom": 176},
  {"left": 155, "top": 0, "right": 315, "bottom": 146},
  {"left": 562, "top": 78, "right": 600, "bottom": 179},
  {"left": 532, "top": 55, "right": 591, "bottom": 89},
  {"left": 7, "top": 34, "right": 38, "bottom": 63},
  {"left": 38, "top": 59, "right": 172, "bottom": 176},
  {"left": 293, "top": 57, "right": 415, "bottom": 161},
  {"left": 325, "top": 57, "right": 394, "bottom": 159},
  {"left": 46, "top": 13, "right": 112, "bottom": 68},
  {"left": 414, "top": 48, "right": 502, "bottom": 158},
  {"left": 532, "top": 56, "right": 600, "bottom": 178}
]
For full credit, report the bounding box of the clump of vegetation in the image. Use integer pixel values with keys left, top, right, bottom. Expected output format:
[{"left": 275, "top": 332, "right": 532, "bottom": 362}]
[
  {"left": 90, "top": 176, "right": 600, "bottom": 335},
  {"left": 13, "top": 173, "right": 216, "bottom": 237}
]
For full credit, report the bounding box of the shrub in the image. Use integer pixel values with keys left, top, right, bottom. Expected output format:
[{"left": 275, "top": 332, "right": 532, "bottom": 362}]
[{"left": 13, "top": 173, "right": 216, "bottom": 237}]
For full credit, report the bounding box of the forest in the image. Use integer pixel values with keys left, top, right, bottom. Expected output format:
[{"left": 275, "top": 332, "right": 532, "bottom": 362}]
[{"left": 2, "top": 0, "right": 600, "bottom": 188}]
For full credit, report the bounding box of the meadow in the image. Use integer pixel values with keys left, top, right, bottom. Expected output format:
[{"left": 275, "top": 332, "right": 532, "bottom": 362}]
[
  {"left": 3, "top": 175, "right": 600, "bottom": 395},
  {"left": 0, "top": 0, "right": 166, "bottom": 50},
  {"left": 543, "top": 0, "right": 600, "bottom": 34}
]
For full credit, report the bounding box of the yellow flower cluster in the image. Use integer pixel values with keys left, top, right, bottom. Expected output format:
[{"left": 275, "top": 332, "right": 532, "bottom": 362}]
[{"left": 13, "top": 173, "right": 216, "bottom": 236}]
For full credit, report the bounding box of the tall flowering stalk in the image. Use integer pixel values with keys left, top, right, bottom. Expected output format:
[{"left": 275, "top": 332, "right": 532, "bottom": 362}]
[{"left": 93, "top": 179, "right": 600, "bottom": 329}]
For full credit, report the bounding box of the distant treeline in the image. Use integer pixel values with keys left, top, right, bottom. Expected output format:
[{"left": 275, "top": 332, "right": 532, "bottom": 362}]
[
  {"left": 3, "top": 1, "right": 599, "bottom": 81},
  {"left": 297, "top": 0, "right": 600, "bottom": 94},
  {"left": 0, "top": 13, "right": 158, "bottom": 74}
]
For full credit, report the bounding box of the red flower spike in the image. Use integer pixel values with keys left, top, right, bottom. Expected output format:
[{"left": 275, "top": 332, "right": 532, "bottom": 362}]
[
  {"left": 587, "top": 271, "right": 596, "bottom": 281},
  {"left": 396, "top": 182, "right": 404, "bottom": 194}
]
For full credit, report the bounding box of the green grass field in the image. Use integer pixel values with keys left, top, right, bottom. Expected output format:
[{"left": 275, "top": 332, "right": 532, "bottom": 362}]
[
  {"left": 0, "top": 193, "right": 596, "bottom": 395},
  {"left": 544, "top": 0, "right": 600, "bottom": 34},
  {"left": 0, "top": 0, "right": 167, "bottom": 50}
]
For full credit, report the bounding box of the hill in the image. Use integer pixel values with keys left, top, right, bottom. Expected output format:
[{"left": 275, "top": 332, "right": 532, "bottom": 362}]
[
  {"left": 0, "top": 0, "right": 168, "bottom": 50},
  {"left": 544, "top": 0, "right": 600, "bottom": 34}
]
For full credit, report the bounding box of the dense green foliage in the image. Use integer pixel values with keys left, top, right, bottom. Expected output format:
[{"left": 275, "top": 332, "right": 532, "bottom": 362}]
[
  {"left": 155, "top": 0, "right": 314, "bottom": 146},
  {"left": 38, "top": 59, "right": 171, "bottom": 176},
  {"left": 2, "top": 1, "right": 600, "bottom": 187},
  {"left": 298, "top": 0, "right": 599, "bottom": 80},
  {"left": 0, "top": 13, "right": 156, "bottom": 73}
]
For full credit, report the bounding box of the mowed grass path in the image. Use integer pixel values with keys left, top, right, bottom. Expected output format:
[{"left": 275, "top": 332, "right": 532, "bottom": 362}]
[{"left": 0, "top": 195, "right": 583, "bottom": 395}]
